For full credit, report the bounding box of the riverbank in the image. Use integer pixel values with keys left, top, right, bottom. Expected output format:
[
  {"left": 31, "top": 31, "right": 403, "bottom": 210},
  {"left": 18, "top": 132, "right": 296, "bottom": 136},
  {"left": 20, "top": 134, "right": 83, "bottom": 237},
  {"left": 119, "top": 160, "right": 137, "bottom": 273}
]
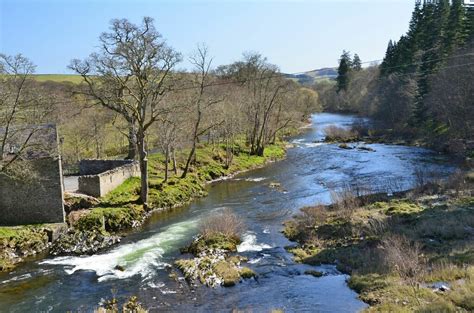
[
  {"left": 321, "top": 115, "right": 473, "bottom": 162},
  {"left": 0, "top": 141, "right": 287, "bottom": 272},
  {"left": 0, "top": 223, "right": 67, "bottom": 272},
  {"left": 283, "top": 175, "right": 474, "bottom": 311}
]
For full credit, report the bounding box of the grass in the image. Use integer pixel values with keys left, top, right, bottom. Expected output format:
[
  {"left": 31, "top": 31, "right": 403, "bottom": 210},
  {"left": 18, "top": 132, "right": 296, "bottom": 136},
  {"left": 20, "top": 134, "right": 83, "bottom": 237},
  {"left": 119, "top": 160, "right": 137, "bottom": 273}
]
[
  {"left": 31, "top": 74, "right": 83, "bottom": 84},
  {"left": 74, "top": 205, "right": 145, "bottom": 232},
  {"left": 283, "top": 191, "right": 474, "bottom": 312}
]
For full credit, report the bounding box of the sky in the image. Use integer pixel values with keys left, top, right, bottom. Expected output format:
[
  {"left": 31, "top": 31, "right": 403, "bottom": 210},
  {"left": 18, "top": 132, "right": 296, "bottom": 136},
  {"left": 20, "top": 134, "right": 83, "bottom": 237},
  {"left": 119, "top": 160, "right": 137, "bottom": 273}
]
[{"left": 0, "top": 0, "right": 416, "bottom": 74}]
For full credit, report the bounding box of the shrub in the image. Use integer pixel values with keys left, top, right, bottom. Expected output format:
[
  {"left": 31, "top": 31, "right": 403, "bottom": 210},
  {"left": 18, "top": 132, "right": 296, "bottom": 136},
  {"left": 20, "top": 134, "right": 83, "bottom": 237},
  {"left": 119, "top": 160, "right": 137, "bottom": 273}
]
[
  {"left": 380, "top": 235, "right": 425, "bottom": 305},
  {"left": 199, "top": 208, "right": 244, "bottom": 241},
  {"left": 380, "top": 235, "right": 424, "bottom": 280},
  {"left": 329, "top": 184, "right": 361, "bottom": 218}
]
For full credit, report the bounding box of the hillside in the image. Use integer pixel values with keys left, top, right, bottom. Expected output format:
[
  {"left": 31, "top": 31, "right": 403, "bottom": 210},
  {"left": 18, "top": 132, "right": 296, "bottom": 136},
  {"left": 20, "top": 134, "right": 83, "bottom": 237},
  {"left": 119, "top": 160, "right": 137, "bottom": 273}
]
[
  {"left": 285, "top": 67, "right": 337, "bottom": 85},
  {"left": 31, "top": 74, "right": 83, "bottom": 84}
]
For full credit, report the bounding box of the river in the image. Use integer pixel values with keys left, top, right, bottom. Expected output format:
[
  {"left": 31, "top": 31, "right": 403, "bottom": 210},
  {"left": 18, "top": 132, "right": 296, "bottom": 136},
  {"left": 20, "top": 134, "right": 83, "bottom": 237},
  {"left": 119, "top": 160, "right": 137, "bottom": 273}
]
[{"left": 0, "top": 113, "right": 455, "bottom": 313}]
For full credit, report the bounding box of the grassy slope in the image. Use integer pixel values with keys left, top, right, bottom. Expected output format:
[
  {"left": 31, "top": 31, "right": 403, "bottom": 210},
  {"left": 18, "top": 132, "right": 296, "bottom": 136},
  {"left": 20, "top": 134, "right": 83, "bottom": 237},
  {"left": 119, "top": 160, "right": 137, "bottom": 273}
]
[
  {"left": 284, "top": 195, "right": 474, "bottom": 312},
  {"left": 31, "top": 74, "right": 83, "bottom": 84}
]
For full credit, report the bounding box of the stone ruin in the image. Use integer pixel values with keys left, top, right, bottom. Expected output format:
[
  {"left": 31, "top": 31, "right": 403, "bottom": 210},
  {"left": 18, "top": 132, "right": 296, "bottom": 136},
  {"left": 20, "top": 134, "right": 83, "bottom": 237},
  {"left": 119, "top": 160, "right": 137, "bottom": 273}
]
[
  {"left": 0, "top": 124, "right": 65, "bottom": 226},
  {"left": 77, "top": 159, "right": 140, "bottom": 198}
]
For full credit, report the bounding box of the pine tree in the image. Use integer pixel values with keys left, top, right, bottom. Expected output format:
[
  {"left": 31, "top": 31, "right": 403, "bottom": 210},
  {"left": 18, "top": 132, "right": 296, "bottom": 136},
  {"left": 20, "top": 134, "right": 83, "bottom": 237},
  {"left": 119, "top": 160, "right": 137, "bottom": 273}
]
[
  {"left": 413, "top": 1, "right": 438, "bottom": 125},
  {"left": 352, "top": 54, "right": 362, "bottom": 71},
  {"left": 405, "top": 1, "right": 424, "bottom": 69},
  {"left": 336, "top": 50, "right": 352, "bottom": 93},
  {"left": 380, "top": 40, "right": 396, "bottom": 76},
  {"left": 445, "top": 0, "right": 470, "bottom": 53}
]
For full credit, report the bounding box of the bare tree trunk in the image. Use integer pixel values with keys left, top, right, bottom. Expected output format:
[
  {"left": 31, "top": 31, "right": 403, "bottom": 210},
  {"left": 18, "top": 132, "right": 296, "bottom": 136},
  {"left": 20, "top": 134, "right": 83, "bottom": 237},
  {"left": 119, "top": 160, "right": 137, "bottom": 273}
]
[
  {"left": 126, "top": 122, "right": 137, "bottom": 160},
  {"left": 164, "top": 144, "right": 169, "bottom": 183},
  {"left": 172, "top": 147, "right": 177, "bottom": 175},
  {"left": 137, "top": 132, "right": 149, "bottom": 209},
  {"left": 182, "top": 109, "right": 201, "bottom": 178},
  {"left": 182, "top": 144, "right": 196, "bottom": 178}
]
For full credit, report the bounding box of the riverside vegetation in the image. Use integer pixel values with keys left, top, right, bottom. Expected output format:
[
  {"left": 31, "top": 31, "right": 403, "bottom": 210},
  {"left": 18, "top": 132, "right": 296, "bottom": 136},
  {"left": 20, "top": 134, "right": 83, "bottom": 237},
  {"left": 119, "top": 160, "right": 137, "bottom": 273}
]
[
  {"left": 0, "top": 141, "right": 287, "bottom": 271},
  {"left": 284, "top": 171, "right": 474, "bottom": 312}
]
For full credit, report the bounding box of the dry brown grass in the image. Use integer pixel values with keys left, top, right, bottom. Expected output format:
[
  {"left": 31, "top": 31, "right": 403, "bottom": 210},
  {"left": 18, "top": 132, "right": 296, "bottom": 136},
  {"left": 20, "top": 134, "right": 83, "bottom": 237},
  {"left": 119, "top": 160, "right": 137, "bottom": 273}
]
[
  {"left": 300, "top": 204, "right": 327, "bottom": 228},
  {"left": 380, "top": 235, "right": 424, "bottom": 279},
  {"left": 200, "top": 208, "right": 245, "bottom": 240},
  {"left": 444, "top": 169, "right": 471, "bottom": 196},
  {"left": 380, "top": 234, "right": 425, "bottom": 304},
  {"left": 329, "top": 183, "right": 362, "bottom": 218}
]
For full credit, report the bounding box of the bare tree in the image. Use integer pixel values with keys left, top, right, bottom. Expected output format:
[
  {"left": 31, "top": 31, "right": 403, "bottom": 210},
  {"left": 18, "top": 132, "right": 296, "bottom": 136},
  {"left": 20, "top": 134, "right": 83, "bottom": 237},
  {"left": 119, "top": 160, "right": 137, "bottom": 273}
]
[
  {"left": 222, "top": 53, "right": 286, "bottom": 156},
  {"left": 0, "top": 54, "right": 54, "bottom": 179},
  {"left": 70, "top": 17, "right": 181, "bottom": 208},
  {"left": 181, "top": 44, "right": 223, "bottom": 178},
  {"left": 154, "top": 107, "right": 184, "bottom": 183}
]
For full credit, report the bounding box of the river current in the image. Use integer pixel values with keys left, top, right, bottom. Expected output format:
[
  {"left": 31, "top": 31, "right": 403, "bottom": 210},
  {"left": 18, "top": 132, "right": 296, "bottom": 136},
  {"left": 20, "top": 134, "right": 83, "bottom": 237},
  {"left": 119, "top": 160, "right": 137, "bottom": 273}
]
[{"left": 0, "top": 113, "right": 455, "bottom": 313}]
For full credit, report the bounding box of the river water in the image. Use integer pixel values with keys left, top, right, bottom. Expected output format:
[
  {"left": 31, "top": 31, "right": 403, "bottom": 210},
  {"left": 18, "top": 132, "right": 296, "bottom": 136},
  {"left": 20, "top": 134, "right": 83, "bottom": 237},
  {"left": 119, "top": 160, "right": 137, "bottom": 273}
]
[{"left": 0, "top": 113, "right": 455, "bottom": 313}]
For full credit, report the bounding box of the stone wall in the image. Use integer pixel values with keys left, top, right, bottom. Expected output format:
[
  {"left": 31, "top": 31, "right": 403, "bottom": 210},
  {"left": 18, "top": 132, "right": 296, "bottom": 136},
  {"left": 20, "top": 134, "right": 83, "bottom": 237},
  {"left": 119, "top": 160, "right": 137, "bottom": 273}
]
[
  {"left": 79, "top": 159, "right": 137, "bottom": 175},
  {"left": 0, "top": 157, "right": 66, "bottom": 226},
  {"left": 78, "top": 160, "right": 140, "bottom": 197}
]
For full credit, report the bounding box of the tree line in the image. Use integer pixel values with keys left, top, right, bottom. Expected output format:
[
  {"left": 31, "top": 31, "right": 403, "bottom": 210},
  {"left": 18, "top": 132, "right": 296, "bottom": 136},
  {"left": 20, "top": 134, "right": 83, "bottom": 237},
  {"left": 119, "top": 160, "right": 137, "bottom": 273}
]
[
  {"left": 318, "top": 0, "right": 473, "bottom": 152},
  {"left": 0, "top": 17, "right": 321, "bottom": 207}
]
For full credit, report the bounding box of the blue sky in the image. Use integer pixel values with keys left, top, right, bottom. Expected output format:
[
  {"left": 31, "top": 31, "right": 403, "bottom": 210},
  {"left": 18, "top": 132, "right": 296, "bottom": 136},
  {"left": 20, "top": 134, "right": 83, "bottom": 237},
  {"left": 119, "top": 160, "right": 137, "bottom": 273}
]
[{"left": 0, "top": 0, "right": 415, "bottom": 74}]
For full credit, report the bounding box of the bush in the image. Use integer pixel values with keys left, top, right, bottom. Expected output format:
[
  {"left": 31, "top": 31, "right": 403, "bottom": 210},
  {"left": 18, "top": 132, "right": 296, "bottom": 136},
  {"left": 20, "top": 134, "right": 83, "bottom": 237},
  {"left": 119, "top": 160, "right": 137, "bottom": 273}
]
[
  {"left": 200, "top": 208, "right": 244, "bottom": 241},
  {"left": 380, "top": 235, "right": 424, "bottom": 280}
]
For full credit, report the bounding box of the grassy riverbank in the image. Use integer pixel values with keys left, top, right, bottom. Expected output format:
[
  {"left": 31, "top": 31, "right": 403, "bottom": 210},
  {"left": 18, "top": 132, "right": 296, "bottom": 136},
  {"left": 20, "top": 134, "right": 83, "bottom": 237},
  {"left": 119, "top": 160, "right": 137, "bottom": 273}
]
[
  {"left": 0, "top": 141, "right": 286, "bottom": 272},
  {"left": 71, "top": 142, "right": 286, "bottom": 233},
  {"left": 284, "top": 178, "right": 474, "bottom": 311}
]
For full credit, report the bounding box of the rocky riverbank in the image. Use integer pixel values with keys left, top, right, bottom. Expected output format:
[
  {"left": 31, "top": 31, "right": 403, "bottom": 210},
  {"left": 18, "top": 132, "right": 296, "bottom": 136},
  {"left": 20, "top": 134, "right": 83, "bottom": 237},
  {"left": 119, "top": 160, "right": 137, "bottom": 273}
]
[
  {"left": 322, "top": 122, "right": 473, "bottom": 162},
  {"left": 283, "top": 175, "right": 474, "bottom": 311},
  {"left": 0, "top": 224, "right": 66, "bottom": 271}
]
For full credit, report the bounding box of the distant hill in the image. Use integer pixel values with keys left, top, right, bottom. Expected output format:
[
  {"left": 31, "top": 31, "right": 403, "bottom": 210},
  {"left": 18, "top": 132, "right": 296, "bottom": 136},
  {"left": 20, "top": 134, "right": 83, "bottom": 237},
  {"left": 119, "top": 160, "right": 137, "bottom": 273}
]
[
  {"left": 285, "top": 67, "right": 337, "bottom": 85},
  {"left": 31, "top": 74, "right": 83, "bottom": 84}
]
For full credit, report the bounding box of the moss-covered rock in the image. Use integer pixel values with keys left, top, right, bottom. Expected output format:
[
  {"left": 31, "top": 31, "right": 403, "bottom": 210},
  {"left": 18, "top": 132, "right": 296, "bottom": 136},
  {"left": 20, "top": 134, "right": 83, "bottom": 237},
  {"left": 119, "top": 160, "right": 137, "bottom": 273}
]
[
  {"left": 0, "top": 225, "right": 61, "bottom": 272},
  {"left": 304, "top": 270, "right": 324, "bottom": 277},
  {"left": 184, "top": 233, "right": 241, "bottom": 255},
  {"left": 176, "top": 232, "right": 256, "bottom": 287},
  {"left": 213, "top": 260, "right": 241, "bottom": 286},
  {"left": 175, "top": 253, "right": 256, "bottom": 288},
  {"left": 239, "top": 267, "right": 257, "bottom": 279}
]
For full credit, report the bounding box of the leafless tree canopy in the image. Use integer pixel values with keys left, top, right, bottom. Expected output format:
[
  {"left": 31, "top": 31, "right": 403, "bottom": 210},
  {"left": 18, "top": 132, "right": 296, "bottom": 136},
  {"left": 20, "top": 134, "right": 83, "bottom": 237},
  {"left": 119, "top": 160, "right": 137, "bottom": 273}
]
[
  {"left": 0, "top": 54, "right": 55, "bottom": 179},
  {"left": 69, "top": 17, "right": 182, "bottom": 207}
]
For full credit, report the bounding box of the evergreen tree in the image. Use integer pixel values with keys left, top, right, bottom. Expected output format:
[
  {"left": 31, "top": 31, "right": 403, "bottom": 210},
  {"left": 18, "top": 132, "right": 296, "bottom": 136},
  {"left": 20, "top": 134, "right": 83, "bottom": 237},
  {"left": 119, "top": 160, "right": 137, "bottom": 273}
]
[
  {"left": 380, "top": 40, "right": 396, "bottom": 76},
  {"left": 352, "top": 54, "right": 362, "bottom": 71},
  {"left": 413, "top": 1, "right": 438, "bottom": 124},
  {"left": 445, "top": 0, "right": 470, "bottom": 53},
  {"left": 336, "top": 50, "right": 352, "bottom": 93}
]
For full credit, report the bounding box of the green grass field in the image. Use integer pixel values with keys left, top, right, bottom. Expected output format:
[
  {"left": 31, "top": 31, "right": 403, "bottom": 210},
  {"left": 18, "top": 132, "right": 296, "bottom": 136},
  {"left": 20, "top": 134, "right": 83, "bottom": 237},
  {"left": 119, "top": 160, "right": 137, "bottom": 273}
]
[{"left": 31, "top": 74, "right": 83, "bottom": 84}]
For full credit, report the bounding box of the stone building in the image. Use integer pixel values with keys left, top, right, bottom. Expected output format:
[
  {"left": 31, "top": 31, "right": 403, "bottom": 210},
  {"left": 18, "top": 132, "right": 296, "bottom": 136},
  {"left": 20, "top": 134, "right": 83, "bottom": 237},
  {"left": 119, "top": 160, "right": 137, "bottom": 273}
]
[{"left": 0, "top": 124, "right": 65, "bottom": 226}]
